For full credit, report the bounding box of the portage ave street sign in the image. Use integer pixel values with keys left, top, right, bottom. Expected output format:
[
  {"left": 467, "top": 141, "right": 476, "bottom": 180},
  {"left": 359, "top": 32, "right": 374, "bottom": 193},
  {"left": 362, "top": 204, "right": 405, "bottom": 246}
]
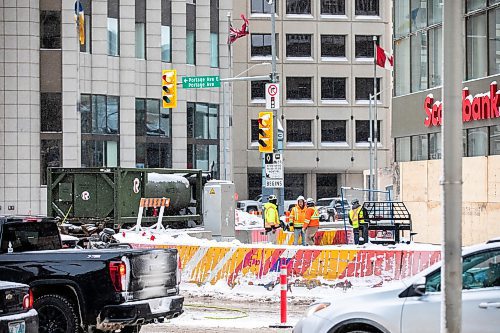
[{"left": 182, "top": 76, "right": 221, "bottom": 89}]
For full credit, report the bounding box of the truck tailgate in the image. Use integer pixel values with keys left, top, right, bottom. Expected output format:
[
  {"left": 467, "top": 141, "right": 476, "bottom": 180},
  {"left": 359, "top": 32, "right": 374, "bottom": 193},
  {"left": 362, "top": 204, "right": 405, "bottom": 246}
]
[{"left": 127, "top": 248, "right": 178, "bottom": 301}]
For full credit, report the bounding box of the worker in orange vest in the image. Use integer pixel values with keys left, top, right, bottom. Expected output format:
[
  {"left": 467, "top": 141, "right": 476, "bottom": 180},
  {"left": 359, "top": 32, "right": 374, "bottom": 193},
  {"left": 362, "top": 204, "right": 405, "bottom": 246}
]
[
  {"left": 289, "top": 196, "right": 307, "bottom": 245},
  {"left": 304, "top": 198, "right": 320, "bottom": 246}
]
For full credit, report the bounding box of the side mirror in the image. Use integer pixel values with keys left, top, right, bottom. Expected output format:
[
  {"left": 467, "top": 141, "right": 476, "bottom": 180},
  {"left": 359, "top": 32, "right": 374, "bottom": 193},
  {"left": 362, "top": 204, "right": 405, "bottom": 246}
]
[{"left": 412, "top": 277, "right": 426, "bottom": 296}]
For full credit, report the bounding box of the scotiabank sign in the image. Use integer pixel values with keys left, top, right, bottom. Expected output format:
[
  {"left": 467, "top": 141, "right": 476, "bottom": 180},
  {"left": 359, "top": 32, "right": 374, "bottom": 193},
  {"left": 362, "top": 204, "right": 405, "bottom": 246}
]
[{"left": 424, "top": 81, "right": 500, "bottom": 127}]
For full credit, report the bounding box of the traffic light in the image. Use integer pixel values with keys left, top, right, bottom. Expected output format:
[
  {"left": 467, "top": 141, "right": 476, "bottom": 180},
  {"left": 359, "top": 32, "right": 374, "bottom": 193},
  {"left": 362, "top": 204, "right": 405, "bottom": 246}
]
[
  {"left": 258, "top": 111, "right": 273, "bottom": 153},
  {"left": 162, "top": 69, "right": 177, "bottom": 108}
]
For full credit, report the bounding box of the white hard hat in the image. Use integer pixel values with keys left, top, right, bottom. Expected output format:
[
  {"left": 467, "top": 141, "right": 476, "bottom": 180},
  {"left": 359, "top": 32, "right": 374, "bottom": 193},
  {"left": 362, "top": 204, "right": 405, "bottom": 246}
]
[{"left": 297, "top": 195, "right": 305, "bottom": 202}]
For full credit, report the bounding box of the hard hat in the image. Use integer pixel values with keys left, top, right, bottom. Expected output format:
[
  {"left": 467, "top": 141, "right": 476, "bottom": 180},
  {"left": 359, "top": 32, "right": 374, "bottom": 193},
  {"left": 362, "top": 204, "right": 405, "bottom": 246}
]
[
  {"left": 268, "top": 194, "right": 277, "bottom": 201},
  {"left": 297, "top": 195, "right": 305, "bottom": 202},
  {"left": 306, "top": 198, "right": 315, "bottom": 206},
  {"left": 351, "top": 198, "right": 360, "bottom": 206}
]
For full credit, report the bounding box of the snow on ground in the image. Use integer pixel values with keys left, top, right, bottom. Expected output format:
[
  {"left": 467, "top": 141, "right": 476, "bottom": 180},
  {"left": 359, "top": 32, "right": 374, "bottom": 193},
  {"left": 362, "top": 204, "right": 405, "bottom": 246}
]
[{"left": 115, "top": 227, "right": 440, "bottom": 251}]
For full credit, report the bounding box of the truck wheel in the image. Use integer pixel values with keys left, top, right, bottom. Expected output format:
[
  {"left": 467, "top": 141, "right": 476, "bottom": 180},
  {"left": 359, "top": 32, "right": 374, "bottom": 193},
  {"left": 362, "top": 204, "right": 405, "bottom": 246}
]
[{"left": 35, "top": 294, "right": 79, "bottom": 333}]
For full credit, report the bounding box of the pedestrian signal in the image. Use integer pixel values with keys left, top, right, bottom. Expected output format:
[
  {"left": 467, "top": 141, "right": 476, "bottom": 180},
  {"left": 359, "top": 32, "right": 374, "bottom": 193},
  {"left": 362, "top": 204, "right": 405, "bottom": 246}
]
[
  {"left": 162, "top": 69, "right": 177, "bottom": 108},
  {"left": 258, "top": 111, "right": 273, "bottom": 153}
]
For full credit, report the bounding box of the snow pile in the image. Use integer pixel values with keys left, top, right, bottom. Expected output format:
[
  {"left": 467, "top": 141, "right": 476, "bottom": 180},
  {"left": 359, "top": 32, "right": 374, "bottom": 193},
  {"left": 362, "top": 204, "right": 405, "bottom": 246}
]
[{"left": 235, "top": 209, "right": 264, "bottom": 230}]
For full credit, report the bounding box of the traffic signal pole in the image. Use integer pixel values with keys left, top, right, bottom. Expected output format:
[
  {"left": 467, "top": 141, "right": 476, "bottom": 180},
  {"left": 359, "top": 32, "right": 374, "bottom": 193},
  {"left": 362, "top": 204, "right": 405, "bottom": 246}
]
[{"left": 270, "top": 0, "right": 281, "bottom": 206}]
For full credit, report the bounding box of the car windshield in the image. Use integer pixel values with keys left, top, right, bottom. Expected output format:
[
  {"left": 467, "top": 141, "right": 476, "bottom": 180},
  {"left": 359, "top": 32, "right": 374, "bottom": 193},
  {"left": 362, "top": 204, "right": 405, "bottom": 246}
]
[{"left": 316, "top": 199, "right": 332, "bottom": 206}]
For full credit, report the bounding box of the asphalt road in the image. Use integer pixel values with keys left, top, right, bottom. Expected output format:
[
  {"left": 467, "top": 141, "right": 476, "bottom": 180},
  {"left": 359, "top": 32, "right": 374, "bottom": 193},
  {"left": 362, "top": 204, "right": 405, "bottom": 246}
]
[{"left": 141, "top": 294, "right": 310, "bottom": 333}]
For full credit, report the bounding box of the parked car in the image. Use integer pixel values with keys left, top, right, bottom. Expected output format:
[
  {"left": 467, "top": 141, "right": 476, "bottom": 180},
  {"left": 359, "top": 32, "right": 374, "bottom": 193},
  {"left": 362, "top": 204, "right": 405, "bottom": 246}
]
[
  {"left": 0, "top": 281, "right": 38, "bottom": 333},
  {"left": 316, "top": 198, "right": 350, "bottom": 222},
  {"left": 294, "top": 240, "right": 500, "bottom": 333},
  {"left": 236, "top": 200, "right": 262, "bottom": 214},
  {"left": 0, "top": 215, "right": 183, "bottom": 333}
]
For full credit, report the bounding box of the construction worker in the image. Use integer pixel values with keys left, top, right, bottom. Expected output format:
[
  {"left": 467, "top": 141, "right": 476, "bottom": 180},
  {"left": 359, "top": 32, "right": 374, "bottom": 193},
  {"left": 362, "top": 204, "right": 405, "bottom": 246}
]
[
  {"left": 263, "top": 195, "right": 279, "bottom": 235},
  {"left": 348, "top": 199, "right": 369, "bottom": 245},
  {"left": 304, "top": 198, "right": 320, "bottom": 246},
  {"left": 290, "top": 196, "right": 307, "bottom": 245}
]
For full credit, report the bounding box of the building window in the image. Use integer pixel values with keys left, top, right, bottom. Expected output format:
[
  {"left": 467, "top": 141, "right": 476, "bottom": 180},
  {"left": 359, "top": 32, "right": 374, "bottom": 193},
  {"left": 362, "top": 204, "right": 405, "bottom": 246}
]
[
  {"left": 286, "top": 77, "right": 312, "bottom": 100},
  {"left": 135, "top": 0, "right": 146, "bottom": 59},
  {"left": 40, "top": 139, "right": 62, "bottom": 185},
  {"left": 395, "top": 137, "right": 410, "bottom": 162},
  {"left": 161, "top": 0, "right": 172, "bottom": 62},
  {"left": 321, "top": 77, "right": 346, "bottom": 100},
  {"left": 41, "top": 93, "right": 62, "bottom": 132},
  {"left": 321, "top": 120, "right": 346, "bottom": 142},
  {"left": 251, "top": 81, "right": 268, "bottom": 100},
  {"left": 251, "top": 0, "right": 276, "bottom": 14},
  {"left": 489, "top": 7, "right": 500, "bottom": 75},
  {"left": 355, "top": 35, "right": 379, "bottom": 58},
  {"left": 394, "top": 0, "right": 410, "bottom": 38},
  {"left": 321, "top": 0, "right": 345, "bottom": 15},
  {"left": 135, "top": 99, "right": 172, "bottom": 168},
  {"left": 210, "top": 0, "right": 219, "bottom": 67},
  {"left": 411, "top": 134, "right": 428, "bottom": 161},
  {"left": 490, "top": 125, "right": 500, "bottom": 155},
  {"left": 286, "top": 34, "right": 312, "bottom": 57},
  {"left": 186, "top": 3, "right": 196, "bottom": 65},
  {"left": 40, "top": 11, "right": 61, "bottom": 49},
  {"left": 287, "top": 120, "right": 312, "bottom": 142},
  {"left": 247, "top": 173, "right": 261, "bottom": 200},
  {"left": 428, "top": 0, "right": 443, "bottom": 25},
  {"left": 467, "top": 0, "right": 487, "bottom": 12},
  {"left": 187, "top": 102, "right": 220, "bottom": 177},
  {"left": 321, "top": 35, "right": 345, "bottom": 58},
  {"left": 284, "top": 174, "right": 305, "bottom": 201},
  {"left": 410, "top": 0, "right": 427, "bottom": 32},
  {"left": 80, "top": 0, "right": 92, "bottom": 53},
  {"left": 355, "top": 78, "right": 380, "bottom": 100},
  {"left": 81, "top": 95, "right": 119, "bottom": 134},
  {"left": 429, "top": 132, "right": 442, "bottom": 160},
  {"left": 468, "top": 127, "right": 488, "bottom": 157},
  {"left": 251, "top": 119, "right": 259, "bottom": 142},
  {"left": 467, "top": 13, "right": 488, "bottom": 80},
  {"left": 411, "top": 32, "right": 428, "bottom": 92},
  {"left": 395, "top": 37, "right": 410, "bottom": 95},
  {"left": 251, "top": 34, "right": 278, "bottom": 57},
  {"left": 429, "top": 27, "right": 442, "bottom": 88},
  {"left": 317, "top": 174, "right": 337, "bottom": 199},
  {"left": 108, "top": 0, "right": 119, "bottom": 56},
  {"left": 355, "top": 0, "right": 379, "bottom": 16},
  {"left": 286, "top": 0, "right": 311, "bottom": 15},
  {"left": 355, "top": 120, "right": 380, "bottom": 143}
]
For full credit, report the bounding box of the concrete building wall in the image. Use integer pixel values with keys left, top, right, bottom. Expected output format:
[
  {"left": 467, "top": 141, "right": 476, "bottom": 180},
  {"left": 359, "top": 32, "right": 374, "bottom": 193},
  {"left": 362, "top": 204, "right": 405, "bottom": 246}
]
[
  {"left": 232, "top": 0, "right": 393, "bottom": 200},
  {"left": 0, "top": 0, "right": 231, "bottom": 215},
  {"left": 398, "top": 157, "right": 500, "bottom": 245}
]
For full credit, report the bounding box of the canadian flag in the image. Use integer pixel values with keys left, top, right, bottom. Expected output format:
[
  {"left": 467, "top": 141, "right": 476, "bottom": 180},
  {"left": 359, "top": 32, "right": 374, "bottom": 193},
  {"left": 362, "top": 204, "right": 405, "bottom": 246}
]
[{"left": 376, "top": 45, "right": 393, "bottom": 70}]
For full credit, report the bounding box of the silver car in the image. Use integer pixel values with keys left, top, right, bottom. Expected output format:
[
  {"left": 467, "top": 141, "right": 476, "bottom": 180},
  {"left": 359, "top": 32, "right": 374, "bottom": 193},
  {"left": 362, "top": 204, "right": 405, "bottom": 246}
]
[{"left": 294, "top": 240, "right": 500, "bottom": 333}]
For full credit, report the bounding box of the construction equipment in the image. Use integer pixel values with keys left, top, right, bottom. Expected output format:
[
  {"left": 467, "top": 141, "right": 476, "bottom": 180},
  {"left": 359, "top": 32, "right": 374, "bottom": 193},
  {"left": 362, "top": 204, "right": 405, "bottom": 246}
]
[
  {"left": 47, "top": 167, "right": 206, "bottom": 229},
  {"left": 362, "top": 201, "right": 413, "bottom": 245}
]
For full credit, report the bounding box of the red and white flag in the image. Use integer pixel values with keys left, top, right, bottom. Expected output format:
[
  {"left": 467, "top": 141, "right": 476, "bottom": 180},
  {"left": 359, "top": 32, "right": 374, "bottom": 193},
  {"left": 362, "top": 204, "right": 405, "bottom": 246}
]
[
  {"left": 228, "top": 14, "right": 249, "bottom": 44},
  {"left": 376, "top": 45, "right": 393, "bottom": 70}
]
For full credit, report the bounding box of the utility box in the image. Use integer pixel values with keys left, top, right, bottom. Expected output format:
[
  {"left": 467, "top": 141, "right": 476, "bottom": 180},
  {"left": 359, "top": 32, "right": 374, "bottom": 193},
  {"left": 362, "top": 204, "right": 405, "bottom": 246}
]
[{"left": 203, "top": 180, "right": 235, "bottom": 238}]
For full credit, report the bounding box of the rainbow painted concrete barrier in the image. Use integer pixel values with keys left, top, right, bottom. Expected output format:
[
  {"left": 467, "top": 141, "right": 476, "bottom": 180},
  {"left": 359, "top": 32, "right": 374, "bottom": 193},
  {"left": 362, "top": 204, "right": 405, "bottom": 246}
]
[
  {"left": 130, "top": 242, "right": 441, "bottom": 287},
  {"left": 276, "top": 229, "right": 354, "bottom": 246}
]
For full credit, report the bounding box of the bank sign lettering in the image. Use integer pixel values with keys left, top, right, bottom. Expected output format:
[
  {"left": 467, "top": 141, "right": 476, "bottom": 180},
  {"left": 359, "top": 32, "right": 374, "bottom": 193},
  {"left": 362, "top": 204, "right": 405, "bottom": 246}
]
[{"left": 424, "top": 81, "right": 500, "bottom": 127}]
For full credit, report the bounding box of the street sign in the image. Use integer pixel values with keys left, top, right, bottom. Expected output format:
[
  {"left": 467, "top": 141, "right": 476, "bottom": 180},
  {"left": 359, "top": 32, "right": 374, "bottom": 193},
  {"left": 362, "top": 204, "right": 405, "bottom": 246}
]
[
  {"left": 265, "top": 153, "right": 283, "bottom": 188},
  {"left": 265, "top": 83, "right": 279, "bottom": 110},
  {"left": 182, "top": 76, "right": 221, "bottom": 89}
]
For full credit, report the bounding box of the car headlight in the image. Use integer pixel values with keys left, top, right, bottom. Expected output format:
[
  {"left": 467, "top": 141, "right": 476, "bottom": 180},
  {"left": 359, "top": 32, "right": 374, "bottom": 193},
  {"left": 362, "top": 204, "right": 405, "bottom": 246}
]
[{"left": 305, "top": 302, "right": 331, "bottom": 317}]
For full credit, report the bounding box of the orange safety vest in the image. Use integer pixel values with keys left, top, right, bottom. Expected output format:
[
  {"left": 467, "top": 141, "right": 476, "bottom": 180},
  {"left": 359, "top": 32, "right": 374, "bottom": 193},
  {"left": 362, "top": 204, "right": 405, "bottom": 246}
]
[
  {"left": 304, "top": 206, "right": 320, "bottom": 228},
  {"left": 290, "top": 204, "right": 307, "bottom": 228}
]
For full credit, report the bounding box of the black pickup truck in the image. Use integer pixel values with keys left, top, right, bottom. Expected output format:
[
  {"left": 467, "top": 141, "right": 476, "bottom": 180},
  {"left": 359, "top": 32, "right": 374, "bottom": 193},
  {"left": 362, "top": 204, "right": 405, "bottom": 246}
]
[{"left": 0, "top": 216, "right": 183, "bottom": 333}]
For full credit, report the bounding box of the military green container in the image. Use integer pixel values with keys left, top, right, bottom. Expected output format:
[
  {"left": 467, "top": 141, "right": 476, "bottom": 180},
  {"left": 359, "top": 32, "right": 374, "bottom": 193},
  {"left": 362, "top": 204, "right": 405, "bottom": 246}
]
[{"left": 47, "top": 167, "right": 204, "bottom": 229}]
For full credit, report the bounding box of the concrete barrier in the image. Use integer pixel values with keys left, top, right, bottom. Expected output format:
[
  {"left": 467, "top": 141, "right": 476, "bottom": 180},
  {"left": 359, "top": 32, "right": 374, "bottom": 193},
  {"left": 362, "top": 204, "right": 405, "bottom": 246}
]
[
  {"left": 276, "top": 229, "right": 354, "bottom": 245},
  {"left": 130, "top": 242, "right": 441, "bottom": 287}
]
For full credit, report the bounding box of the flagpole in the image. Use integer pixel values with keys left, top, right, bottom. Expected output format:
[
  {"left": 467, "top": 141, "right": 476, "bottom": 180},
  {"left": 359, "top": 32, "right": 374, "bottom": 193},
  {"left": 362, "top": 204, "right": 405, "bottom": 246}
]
[{"left": 373, "top": 36, "right": 378, "bottom": 199}]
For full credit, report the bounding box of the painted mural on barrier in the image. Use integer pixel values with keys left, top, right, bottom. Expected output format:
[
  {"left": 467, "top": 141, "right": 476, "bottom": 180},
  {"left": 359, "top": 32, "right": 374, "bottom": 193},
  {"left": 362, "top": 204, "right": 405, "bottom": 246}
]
[{"left": 126, "top": 239, "right": 441, "bottom": 288}]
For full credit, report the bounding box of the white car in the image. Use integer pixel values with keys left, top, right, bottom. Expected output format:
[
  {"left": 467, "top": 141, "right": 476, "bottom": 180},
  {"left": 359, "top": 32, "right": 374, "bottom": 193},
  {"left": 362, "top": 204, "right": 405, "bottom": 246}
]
[{"left": 294, "top": 241, "right": 500, "bottom": 333}]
